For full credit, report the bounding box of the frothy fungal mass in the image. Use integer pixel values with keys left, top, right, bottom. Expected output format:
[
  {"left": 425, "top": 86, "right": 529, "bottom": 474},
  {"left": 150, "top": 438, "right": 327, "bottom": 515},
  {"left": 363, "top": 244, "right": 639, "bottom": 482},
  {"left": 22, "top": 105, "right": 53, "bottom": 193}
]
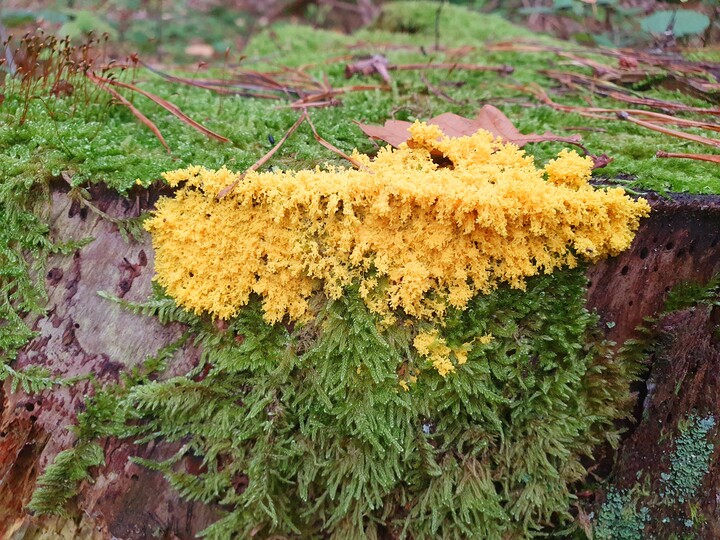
[{"left": 145, "top": 122, "right": 649, "bottom": 328}]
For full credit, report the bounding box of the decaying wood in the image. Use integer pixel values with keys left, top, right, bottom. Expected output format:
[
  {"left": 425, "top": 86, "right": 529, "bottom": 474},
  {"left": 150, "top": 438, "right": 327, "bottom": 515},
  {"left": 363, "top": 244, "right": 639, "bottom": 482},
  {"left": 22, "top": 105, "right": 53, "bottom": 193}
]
[
  {"left": 0, "top": 183, "right": 719, "bottom": 538},
  {"left": 0, "top": 182, "right": 216, "bottom": 539},
  {"left": 606, "top": 304, "right": 720, "bottom": 539},
  {"left": 586, "top": 193, "right": 720, "bottom": 344}
]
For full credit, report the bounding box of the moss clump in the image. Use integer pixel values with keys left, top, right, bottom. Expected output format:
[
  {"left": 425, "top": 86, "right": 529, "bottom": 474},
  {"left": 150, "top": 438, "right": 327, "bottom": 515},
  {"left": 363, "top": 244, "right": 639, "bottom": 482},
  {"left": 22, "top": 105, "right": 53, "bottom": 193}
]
[
  {"left": 33, "top": 268, "right": 638, "bottom": 538},
  {"left": 31, "top": 127, "right": 646, "bottom": 536}
]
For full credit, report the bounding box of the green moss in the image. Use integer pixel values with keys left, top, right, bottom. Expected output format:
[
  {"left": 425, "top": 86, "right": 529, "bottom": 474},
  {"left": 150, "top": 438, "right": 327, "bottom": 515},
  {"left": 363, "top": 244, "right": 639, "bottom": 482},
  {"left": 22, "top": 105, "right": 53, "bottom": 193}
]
[
  {"left": 27, "top": 442, "right": 106, "bottom": 517},
  {"left": 2, "top": 3, "right": 717, "bottom": 536},
  {"left": 30, "top": 270, "right": 641, "bottom": 538},
  {"left": 663, "top": 274, "right": 720, "bottom": 314},
  {"left": 3, "top": 2, "right": 720, "bottom": 200},
  {"left": 371, "top": 1, "right": 539, "bottom": 43}
]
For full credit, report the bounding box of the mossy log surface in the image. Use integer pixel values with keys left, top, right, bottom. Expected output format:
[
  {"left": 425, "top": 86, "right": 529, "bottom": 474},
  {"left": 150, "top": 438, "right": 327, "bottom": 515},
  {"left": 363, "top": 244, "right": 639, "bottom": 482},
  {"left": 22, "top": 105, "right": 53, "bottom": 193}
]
[
  {"left": 610, "top": 304, "right": 720, "bottom": 539},
  {"left": 0, "top": 186, "right": 717, "bottom": 539},
  {"left": 2, "top": 3, "right": 720, "bottom": 537},
  {"left": 0, "top": 184, "right": 216, "bottom": 539}
]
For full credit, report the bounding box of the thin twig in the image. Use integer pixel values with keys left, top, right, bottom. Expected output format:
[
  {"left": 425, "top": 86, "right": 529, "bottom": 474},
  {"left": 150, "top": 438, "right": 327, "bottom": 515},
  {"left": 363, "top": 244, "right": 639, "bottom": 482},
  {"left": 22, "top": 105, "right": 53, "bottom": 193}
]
[
  {"left": 656, "top": 150, "right": 720, "bottom": 164},
  {"left": 216, "top": 111, "right": 308, "bottom": 200},
  {"left": 420, "top": 73, "right": 465, "bottom": 105},
  {"left": 618, "top": 111, "right": 720, "bottom": 148},
  {"left": 86, "top": 72, "right": 171, "bottom": 153},
  {"left": 305, "top": 113, "right": 366, "bottom": 169},
  {"left": 518, "top": 83, "right": 720, "bottom": 149},
  {"left": 390, "top": 62, "right": 514, "bottom": 75},
  {"left": 92, "top": 73, "right": 230, "bottom": 143}
]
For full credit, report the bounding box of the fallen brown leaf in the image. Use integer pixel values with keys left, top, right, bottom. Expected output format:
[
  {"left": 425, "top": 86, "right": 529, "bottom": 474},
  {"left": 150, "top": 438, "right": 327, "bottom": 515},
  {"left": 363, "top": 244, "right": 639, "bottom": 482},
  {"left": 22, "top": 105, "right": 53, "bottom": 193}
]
[
  {"left": 344, "top": 54, "right": 392, "bottom": 83},
  {"left": 357, "top": 105, "right": 583, "bottom": 149},
  {"left": 474, "top": 105, "right": 583, "bottom": 147},
  {"left": 590, "top": 153, "right": 613, "bottom": 169}
]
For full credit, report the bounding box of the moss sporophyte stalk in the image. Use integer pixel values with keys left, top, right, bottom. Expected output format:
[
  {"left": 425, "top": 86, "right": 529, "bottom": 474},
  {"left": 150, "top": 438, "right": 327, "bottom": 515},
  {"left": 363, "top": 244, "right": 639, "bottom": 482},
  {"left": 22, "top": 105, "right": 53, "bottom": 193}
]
[{"left": 145, "top": 122, "right": 649, "bottom": 376}]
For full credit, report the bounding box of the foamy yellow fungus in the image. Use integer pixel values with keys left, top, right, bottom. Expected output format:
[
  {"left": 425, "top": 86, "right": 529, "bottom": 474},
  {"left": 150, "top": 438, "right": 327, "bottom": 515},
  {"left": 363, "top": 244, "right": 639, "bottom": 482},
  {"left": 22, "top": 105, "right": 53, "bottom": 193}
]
[
  {"left": 412, "top": 330, "right": 475, "bottom": 377},
  {"left": 479, "top": 334, "right": 494, "bottom": 345},
  {"left": 145, "top": 122, "right": 649, "bottom": 328}
]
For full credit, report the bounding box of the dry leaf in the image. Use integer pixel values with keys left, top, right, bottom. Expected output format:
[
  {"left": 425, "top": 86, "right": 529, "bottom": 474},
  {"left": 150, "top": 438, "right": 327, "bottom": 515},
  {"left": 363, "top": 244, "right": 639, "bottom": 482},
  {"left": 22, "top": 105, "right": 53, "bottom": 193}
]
[
  {"left": 345, "top": 54, "right": 392, "bottom": 83},
  {"left": 590, "top": 153, "right": 613, "bottom": 169},
  {"left": 357, "top": 105, "right": 582, "bottom": 149},
  {"left": 185, "top": 43, "right": 215, "bottom": 58}
]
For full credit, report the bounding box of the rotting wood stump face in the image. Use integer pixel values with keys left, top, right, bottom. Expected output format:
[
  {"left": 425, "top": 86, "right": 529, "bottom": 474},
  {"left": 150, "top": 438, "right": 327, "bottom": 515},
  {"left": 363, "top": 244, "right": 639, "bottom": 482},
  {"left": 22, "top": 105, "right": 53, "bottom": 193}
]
[
  {"left": 587, "top": 193, "right": 720, "bottom": 344},
  {"left": 0, "top": 187, "right": 718, "bottom": 539},
  {"left": 609, "top": 305, "right": 720, "bottom": 539},
  {"left": 0, "top": 183, "right": 216, "bottom": 539},
  {"left": 583, "top": 193, "right": 720, "bottom": 539}
]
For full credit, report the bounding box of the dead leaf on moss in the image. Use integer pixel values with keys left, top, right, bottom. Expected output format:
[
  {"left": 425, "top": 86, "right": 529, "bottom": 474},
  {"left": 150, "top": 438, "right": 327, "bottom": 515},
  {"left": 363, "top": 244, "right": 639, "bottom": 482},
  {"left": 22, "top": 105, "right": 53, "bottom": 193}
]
[
  {"left": 591, "top": 153, "right": 613, "bottom": 169},
  {"left": 345, "top": 54, "right": 392, "bottom": 83},
  {"left": 185, "top": 43, "right": 214, "bottom": 58},
  {"left": 344, "top": 54, "right": 513, "bottom": 84},
  {"left": 357, "top": 105, "right": 583, "bottom": 149}
]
